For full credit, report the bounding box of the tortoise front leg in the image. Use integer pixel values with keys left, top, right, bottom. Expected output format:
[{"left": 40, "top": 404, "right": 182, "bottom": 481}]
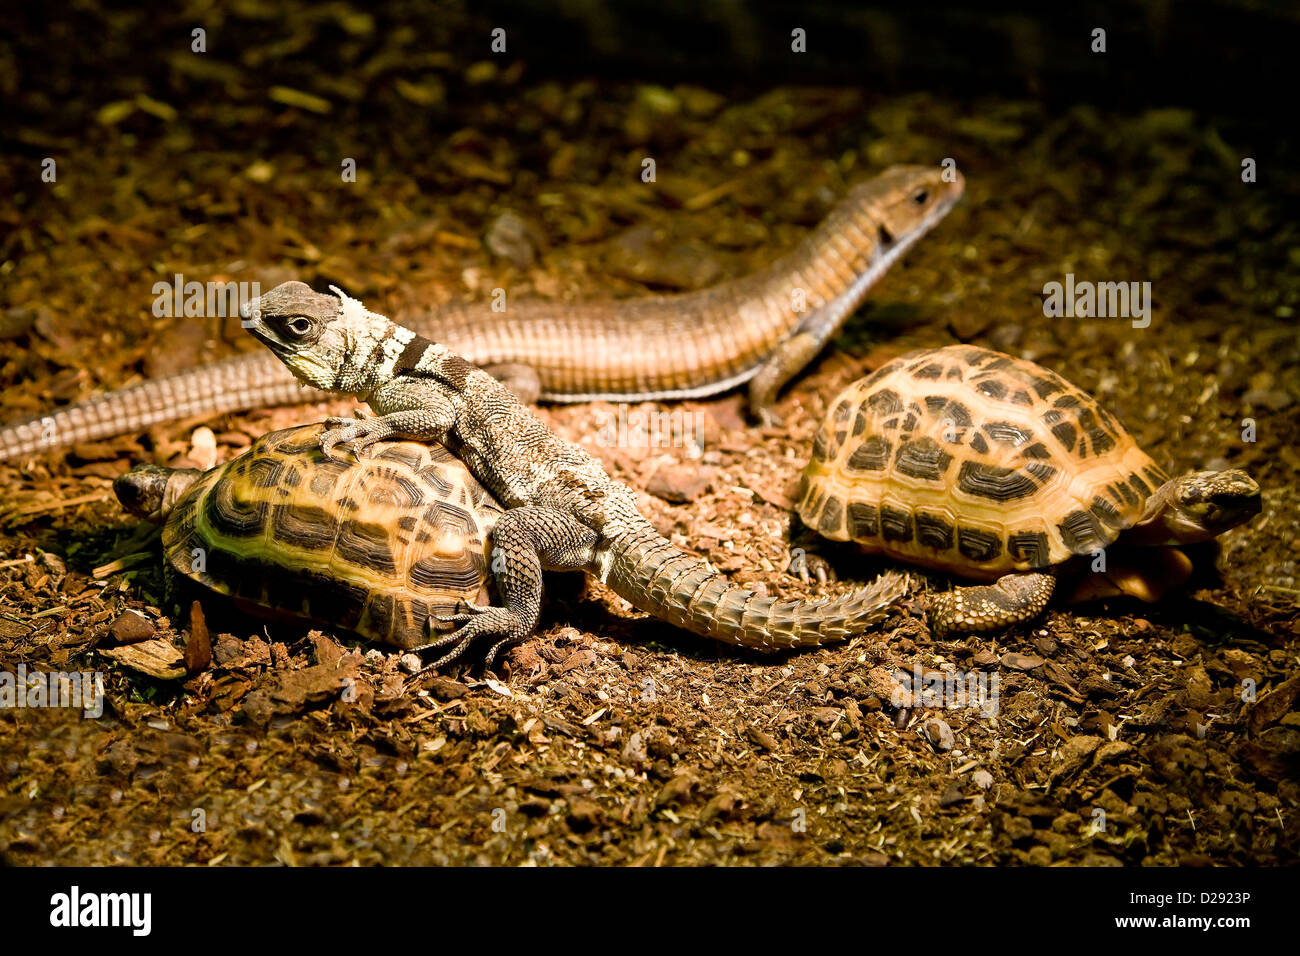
[{"left": 928, "top": 572, "right": 1055, "bottom": 636}]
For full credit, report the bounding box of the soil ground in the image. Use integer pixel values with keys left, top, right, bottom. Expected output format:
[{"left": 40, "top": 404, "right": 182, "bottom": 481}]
[{"left": 0, "top": 9, "right": 1297, "bottom": 865}]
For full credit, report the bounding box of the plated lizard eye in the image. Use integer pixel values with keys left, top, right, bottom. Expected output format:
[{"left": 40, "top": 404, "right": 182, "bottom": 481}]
[{"left": 912, "top": 189, "right": 929, "bottom": 205}]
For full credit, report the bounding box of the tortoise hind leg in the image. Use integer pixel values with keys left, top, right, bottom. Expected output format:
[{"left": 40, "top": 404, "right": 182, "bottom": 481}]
[{"left": 928, "top": 572, "right": 1055, "bottom": 636}]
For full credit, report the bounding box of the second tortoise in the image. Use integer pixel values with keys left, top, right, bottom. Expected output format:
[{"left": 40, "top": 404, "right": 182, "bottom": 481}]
[{"left": 796, "top": 345, "right": 1261, "bottom": 634}]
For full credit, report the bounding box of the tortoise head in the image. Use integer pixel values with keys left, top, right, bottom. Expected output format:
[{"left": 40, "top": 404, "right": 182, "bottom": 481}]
[
  {"left": 113, "top": 464, "right": 202, "bottom": 521},
  {"left": 1134, "top": 469, "right": 1261, "bottom": 545}
]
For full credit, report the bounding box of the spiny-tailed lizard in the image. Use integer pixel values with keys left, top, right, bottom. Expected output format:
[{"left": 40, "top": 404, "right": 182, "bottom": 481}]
[{"left": 242, "top": 283, "right": 909, "bottom": 666}]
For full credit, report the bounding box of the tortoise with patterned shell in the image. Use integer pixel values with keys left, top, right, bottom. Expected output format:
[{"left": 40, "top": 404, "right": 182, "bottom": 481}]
[
  {"left": 796, "top": 345, "right": 1260, "bottom": 634},
  {"left": 114, "top": 423, "right": 503, "bottom": 651}
]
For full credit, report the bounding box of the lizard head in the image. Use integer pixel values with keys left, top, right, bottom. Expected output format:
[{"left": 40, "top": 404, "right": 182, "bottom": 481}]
[
  {"left": 857, "top": 164, "right": 965, "bottom": 257},
  {"left": 240, "top": 281, "right": 383, "bottom": 391}
]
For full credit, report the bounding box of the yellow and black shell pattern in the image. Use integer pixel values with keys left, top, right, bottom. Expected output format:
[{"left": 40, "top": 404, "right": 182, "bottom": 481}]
[
  {"left": 797, "top": 346, "right": 1170, "bottom": 580},
  {"left": 162, "top": 423, "right": 503, "bottom": 649}
]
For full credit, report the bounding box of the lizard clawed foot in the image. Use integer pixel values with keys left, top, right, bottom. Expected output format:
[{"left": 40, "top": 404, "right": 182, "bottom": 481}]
[
  {"left": 430, "top": 600, "right": 492, "bottom": 629},
  {"left": 412, "top": 603, "right": 526, "bottom": 676},
  {"left": 321, "top": 413, "right": 395, "bottom": 460}
]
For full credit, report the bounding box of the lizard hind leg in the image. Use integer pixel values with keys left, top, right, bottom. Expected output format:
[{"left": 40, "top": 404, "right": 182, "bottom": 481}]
[
  {"left": 927, "top": 572, "right": 1056, "bottom": 637},
  {"left": 412, "top": 506, "right": 599, "bottom": 674},
  {"left": 419, "top": 601, "right": 523, "bottom": 670},
  {"left": 480, "top": 363, "right": 542, "bottom": 405}
]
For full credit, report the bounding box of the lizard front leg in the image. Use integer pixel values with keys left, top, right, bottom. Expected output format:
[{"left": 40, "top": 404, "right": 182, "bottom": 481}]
[
  {"left": 415, "top": 506, "right": 599, "bottom": 672},
  {"left": 748, "top": 288, "right": 874, "bottom": 424},
  {"left": 322, "top": 391, "right": 457, "bottom": 459},
  {"left": 746, "top": 331, "right": 824, "bottom": 425}
]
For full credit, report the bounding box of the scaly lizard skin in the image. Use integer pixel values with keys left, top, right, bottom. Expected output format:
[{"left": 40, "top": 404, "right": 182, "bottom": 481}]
[
  {"left": 242, "top": 284, "right": 908, "bottom": 667},
  {"left": 1, "top": 165, "right": 962, "bottom": 461}
]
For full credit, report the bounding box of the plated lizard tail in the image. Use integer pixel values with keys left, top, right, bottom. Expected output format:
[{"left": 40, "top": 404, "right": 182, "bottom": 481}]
[
  {"left": 0, "top": 353, "right": 307, "bottom": 462},
  {"left": 1, "top": 164, "right": 962, "bottom": 462}
]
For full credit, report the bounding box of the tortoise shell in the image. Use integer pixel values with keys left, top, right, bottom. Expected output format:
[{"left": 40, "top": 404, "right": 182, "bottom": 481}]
[
  {"left": 796, "top": 345, "right": 1170, "bottom": 580},
  {"left": 163, "top": 423, "right": 503, "bottom": 649}
]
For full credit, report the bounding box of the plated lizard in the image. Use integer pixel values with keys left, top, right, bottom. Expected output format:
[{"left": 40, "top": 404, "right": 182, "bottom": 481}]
[
  {"left": 0, "top": 164, "right": 962, "bottom": 462},
  {"left": 242, "top": 283, "right": 909, "bottom": 666}
]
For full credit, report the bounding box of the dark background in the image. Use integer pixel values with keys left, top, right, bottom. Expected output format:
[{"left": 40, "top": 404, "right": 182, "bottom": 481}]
[{"left": 5, "top": 0, "right": 1296, "bottom": 138}]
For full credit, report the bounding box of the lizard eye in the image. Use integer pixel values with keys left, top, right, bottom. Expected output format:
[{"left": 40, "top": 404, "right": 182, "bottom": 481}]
[
  {"left": 911, "top": 189, "right": 929, "bottom": 206},
  {"left": 284, "top": 316, "right": 314, "bottom": 338}
]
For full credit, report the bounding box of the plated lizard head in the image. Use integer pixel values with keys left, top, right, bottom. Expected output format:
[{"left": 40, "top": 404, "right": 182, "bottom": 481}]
[
  {"left": 854, "top": 164, "right": 965, "bottom": 254},
  {"left": 240, "top": 280, "right": 400, "bottom": 394}
]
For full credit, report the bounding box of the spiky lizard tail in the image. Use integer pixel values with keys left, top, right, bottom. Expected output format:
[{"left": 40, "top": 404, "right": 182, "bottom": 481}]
[{"left": 601, "top": 528, "right": 907, "bottom": 651}]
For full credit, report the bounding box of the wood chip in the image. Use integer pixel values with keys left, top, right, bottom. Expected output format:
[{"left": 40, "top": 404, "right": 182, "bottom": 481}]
[
  {"left": 184, "top": 601, "right": 212, "bottom": 674},
  {"left": 1001, "top": 652, "right": 1044, "bottom": 671},
  {"left": 100, "top": 638, "right": 187, "bottom": 680}
]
